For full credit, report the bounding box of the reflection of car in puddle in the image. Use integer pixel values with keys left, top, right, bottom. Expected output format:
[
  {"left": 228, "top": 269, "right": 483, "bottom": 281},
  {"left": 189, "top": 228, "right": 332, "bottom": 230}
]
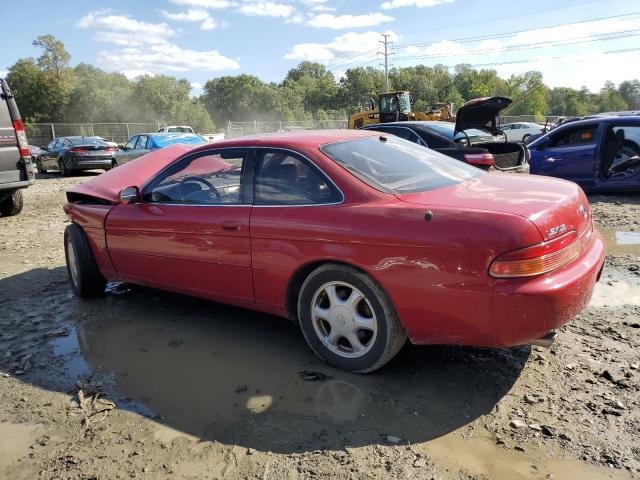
[{"left": 316, "top": 380, "right": 366, "bottom": 424}]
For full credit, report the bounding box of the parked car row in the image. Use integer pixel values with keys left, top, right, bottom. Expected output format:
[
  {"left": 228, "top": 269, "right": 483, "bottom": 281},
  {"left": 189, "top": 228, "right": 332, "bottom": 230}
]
[{"left": 34, "top": 132, "right": 207, "bottom": 176}]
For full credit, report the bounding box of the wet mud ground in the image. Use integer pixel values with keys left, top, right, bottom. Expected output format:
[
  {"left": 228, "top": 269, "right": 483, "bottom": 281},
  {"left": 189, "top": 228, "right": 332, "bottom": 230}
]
[{"left": 0, "top": 173, "right": 639, "bottom": 479}]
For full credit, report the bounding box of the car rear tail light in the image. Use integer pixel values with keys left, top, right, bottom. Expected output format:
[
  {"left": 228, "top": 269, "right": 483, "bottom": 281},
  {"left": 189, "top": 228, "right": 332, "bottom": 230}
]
[
  {"left": 70, "top": 147, "right": 87, "bottom": 152},
  {"left": 12, "top": 120, "right": 30, "bottom": 157},
  {"left": 104, "top": 147, "right": 117, "bottom": 152},
  {"left": 489, "top": 230, "right": 580, "bottom": 278},
  {"left": 464, "top": 153, "right": 495, "bottom": 167}
]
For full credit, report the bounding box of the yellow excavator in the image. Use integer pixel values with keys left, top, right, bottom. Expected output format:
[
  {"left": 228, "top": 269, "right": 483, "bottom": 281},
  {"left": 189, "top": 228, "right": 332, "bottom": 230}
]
[{"left": 348, "top": 91, "right": 453, "bottom": 129}]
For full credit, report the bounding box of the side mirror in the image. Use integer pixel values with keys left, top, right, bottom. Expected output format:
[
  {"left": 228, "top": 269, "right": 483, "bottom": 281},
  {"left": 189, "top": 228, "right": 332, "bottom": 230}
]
[{"left": 119, "top": 186, "right": 140, "bottom": 204}]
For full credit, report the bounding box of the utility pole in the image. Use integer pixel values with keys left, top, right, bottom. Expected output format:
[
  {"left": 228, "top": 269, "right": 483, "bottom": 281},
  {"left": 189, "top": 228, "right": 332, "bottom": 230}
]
[{"left": 378, "top": 34, "right": 393, "bottom": 93}]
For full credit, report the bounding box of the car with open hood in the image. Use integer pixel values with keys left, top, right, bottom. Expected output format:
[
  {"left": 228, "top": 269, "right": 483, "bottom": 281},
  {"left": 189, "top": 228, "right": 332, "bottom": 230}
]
[
  {"left": 362, "top": 97, "right": 529, "bottom": 173},
  {"left": 62, "top": 130, "right": 604, "bottom": 373}
]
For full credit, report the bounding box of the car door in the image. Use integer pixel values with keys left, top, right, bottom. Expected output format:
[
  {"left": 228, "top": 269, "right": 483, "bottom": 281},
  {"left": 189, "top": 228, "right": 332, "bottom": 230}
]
[
  {"left": 529, "top": 123, "right": 600, "bottom": 187},
  {"left": 105, "top": 148, "right": 255, "bottom": 303},
  {"left": 594, "top": 122, "right": 640, "bottom": 191},
  {"left": 116, "top": 136, "right": 137, "bottom": 165},
  {"left": 131, "top": 135, "right": 151, "bottom": 160},
  {"left": 249, "top": 148, "right": 343, "bottom": 311},
  {"left": 41, "top": 139, "right": 58, "bottom": 169}
]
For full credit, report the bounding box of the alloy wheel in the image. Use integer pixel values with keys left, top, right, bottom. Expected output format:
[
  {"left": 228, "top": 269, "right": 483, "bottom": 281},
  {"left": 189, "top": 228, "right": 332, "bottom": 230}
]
[{"left": 311, "top": 281, "right": 377, "bottom": 359}]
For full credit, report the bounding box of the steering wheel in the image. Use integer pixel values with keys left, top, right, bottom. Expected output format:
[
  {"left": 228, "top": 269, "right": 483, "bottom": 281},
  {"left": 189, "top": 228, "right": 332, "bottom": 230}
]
[{"left": 177, "top": 176, "right": 221, "bottom": 203}]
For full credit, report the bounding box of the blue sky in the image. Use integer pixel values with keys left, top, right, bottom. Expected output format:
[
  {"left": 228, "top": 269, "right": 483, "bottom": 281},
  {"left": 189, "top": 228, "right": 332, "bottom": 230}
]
[{"left": 1, "top": 0, "right": 639, "bottom": 95}]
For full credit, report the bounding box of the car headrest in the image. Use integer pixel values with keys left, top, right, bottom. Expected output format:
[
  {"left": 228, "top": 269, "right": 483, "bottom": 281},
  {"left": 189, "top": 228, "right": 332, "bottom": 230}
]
[{"left": 614, "top": 129, "right": 625, "bottom": 142}]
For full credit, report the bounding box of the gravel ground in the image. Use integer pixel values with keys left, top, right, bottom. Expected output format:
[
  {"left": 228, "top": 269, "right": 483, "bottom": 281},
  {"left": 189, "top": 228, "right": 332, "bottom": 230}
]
[{"left": 0, "top": 173, "right": 638, "bottom": 480}]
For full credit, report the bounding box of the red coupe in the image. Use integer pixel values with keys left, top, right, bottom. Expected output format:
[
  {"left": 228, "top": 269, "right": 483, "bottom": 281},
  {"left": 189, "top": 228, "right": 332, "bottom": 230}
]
[{"left": 63, "top": 130, "right": 605, "bottom": 373}]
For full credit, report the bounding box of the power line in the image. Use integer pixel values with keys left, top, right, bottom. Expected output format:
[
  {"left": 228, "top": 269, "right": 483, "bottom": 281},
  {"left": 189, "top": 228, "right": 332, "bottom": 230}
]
[
  {"left": 395, "top": 11, "right": 640, "bottom": 49},
  {"left": 401, "top": 0, "right": 605, "bottom": 36},
  {"left": 393, "top": 29, "right": 640, "bottom": 63}
]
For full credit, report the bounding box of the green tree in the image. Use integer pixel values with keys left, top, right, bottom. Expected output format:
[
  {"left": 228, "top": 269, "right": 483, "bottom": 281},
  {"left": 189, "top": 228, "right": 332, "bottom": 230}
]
[
  {"left": 618, "top": 80, "right": 640, "bottom": 109},
  {"left": 282, "top": 62, "right": 339, "bottom": 117}
]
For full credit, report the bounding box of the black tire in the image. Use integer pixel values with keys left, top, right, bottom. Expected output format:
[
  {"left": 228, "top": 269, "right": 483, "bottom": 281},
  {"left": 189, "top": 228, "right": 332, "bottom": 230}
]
[
  {"left": 522, "top": 134, "right": 531, "bottom": 143},
  {"left": 36, "top": 158, "right": 46, "bottom": 174},
  {"left": 58, "top": 158, "right": 71, "bottom": 177},
  {"left": 111, "top": 159, "right": 118, "bottom": 169},
  {"left": 64, "top": 224, "right": 106, "bottom": 298},
  {"left": 297, "top": 263, "right": 406, "bottom": 373},
  {"left": 0, "top": 190, "right": 23, "bottom": 217}
]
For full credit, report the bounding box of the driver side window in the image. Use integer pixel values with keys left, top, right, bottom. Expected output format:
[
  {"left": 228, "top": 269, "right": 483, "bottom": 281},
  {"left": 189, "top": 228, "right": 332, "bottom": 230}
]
[{"left": 143, "top": 149, "right": 248, "bottom": 205}]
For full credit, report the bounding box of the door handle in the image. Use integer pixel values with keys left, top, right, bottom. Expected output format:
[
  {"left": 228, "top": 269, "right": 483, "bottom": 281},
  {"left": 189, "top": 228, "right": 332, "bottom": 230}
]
[{"left": 220, "top": 221, "right": 241, "bottom": 231}]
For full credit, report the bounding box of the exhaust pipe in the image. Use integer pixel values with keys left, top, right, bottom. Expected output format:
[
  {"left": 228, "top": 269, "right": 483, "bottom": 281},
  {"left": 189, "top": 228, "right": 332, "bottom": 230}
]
[{"left": 529, "top": 331, "right": 557, "bottom": 348}]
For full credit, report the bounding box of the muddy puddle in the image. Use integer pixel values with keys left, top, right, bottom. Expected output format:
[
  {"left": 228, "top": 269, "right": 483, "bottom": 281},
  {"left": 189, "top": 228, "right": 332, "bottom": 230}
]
[
  {"left": 591, "top": 225, "right": 640, "bottom": 307},
  {"left": 44, "top": 286, "right": 634, "bottom": 478},
  {"left": 50, "top": 286, "right": 525, "bottom": 452}
]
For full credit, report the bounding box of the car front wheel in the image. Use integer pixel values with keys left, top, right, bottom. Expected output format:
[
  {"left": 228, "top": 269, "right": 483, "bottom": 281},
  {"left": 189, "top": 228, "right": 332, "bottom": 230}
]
[
  {"left": 64, "top": 224, "right": 106, "bottom": 298},
  {"left": 297, "top": 264, "right": 406, "bottom": 373}
]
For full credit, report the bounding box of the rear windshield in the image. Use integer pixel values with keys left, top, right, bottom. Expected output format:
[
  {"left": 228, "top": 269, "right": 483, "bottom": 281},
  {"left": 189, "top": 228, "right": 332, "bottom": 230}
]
[
  {"left": 68, "top": 137, "right": 109, "bottom": 146},
  {"left": 167, "top": 127, "right": 193, "bottom": 133},
  {"left": 320, "top": 136, "right": 482, "bottom": 194}
]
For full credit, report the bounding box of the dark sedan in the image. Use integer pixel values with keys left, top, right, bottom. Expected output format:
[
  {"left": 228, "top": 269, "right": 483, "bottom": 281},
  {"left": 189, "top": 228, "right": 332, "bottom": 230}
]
[
  {"left": 362, "top": 97, "right": 529, "bottom": 173},
  {"left": 37, "top": 136, "right": 117, "bottom": 176}
]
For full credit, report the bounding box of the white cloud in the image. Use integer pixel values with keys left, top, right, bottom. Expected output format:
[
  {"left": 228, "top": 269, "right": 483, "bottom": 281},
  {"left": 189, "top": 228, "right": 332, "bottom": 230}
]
[
  {"left": 169, "top": 0, "right": 233, "bottom": 8},
  {"left": 285, "top": 30, "right": 399, "bottom": 63},
  {"left": 77, "top": 11, "right": 239, "bottom": 75},
  {"left": 97, "top": 44, "right": 240, "bottom": 74},
  {"left": 76, "top": 12, "right": 176, "bottom": 46},
  {"left": 299, "top": 0, "right": 334, "bottom": 11},
  {"left": 160, "top": 8, "right": 217, "bottom": 30},
  {"left": 382, "top": 0, "right": 453, "bottom": 9},
  {"left": 308, "top": 12, "right": 394, "bottom": 30},
  {"left": 239, "top": 1, "right": 295, "bottom": 17}
]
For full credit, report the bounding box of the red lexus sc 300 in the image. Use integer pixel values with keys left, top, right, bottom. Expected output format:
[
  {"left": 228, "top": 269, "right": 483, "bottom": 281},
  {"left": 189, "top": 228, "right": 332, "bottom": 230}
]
[{"left": 63, "top": 130, "right": 604, "bottom": 372}]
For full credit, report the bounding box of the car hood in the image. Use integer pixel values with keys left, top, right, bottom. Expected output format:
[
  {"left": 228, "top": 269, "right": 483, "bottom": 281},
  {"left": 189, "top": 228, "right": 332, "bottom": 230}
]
[
  {"left": 397, "top": 173, "right": 592, "bottom": 241},
  {"left": 455, "top": 97, "right": 512, "bottom": 135},
  {"left": 67, "top": 144, "right": 193, "bottom": 203}
]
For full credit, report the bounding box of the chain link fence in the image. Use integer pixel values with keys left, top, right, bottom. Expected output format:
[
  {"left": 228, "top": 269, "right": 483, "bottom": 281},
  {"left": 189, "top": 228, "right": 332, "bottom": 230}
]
[
  {"left": 25, "top": 122, "right": 162, "bottom": 147},
  {"left": 499, "top": 115, "right": 569, "bottom": 125},
  {"left": 226, "top": 120, "right": 348, "bottom": 138}
]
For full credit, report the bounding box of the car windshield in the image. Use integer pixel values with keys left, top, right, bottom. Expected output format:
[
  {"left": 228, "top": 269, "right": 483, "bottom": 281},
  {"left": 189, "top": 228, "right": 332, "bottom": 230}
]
[
  {"left": 167, "top": 127, "right": 193, "bottom": 133},
  {"left": 320, "top": 136, "right": 482, "bottom": 194},
  {"left": 151, "top": 134, "right": 206, "bottom": 148},
  {"left": 68, "top": 137, "right": 109, "bottom": 146},
  {"left": 416, "top": 122, "right": 495, "bottom": 143}
]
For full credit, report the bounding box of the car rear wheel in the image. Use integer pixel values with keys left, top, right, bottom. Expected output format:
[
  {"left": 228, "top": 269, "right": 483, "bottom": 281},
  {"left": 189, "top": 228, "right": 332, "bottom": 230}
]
[
  {"left": 64, "top": 224, "right": 106, "bottom": 298},
  {"left": 111, "top": 159, "right": 118, "bottom": 169},
  {"left": 522, "top": 134, "right": 531, "bottom": 143},
  {"left": 0, "top": 190, "right": 23, "bottom": 217},
  {"left": 298, "top": 264, "right": 406, "bottom": 373}
]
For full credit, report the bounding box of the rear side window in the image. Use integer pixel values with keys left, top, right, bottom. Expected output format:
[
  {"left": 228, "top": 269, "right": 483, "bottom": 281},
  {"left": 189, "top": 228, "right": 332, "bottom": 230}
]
[
  {"left": 549, "top": 125, "right": 597, "bottom": 147},
  {"left": 255, "top": 150, "right": 341, "bottom": 205},
  {"left": 135, "top": 135, "right": 149, "bottom": 149},
  {"left": 321, "top": 136, "right": 482, "bottom": 194}
]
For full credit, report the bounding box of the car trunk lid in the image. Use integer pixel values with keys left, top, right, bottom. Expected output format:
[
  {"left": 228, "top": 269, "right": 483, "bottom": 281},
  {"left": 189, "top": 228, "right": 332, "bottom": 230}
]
[
  {"left": 397, "top": 173, "right": 592, "bottom": 241},
  {"left": 455, "top": 96, "right": 512, "bottom": 136}
]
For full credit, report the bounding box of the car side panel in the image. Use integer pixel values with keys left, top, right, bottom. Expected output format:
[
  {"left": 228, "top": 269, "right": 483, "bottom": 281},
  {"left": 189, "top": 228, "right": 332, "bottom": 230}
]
[{"left": 250, "top": 201, "right": 543, "bottom": 345}]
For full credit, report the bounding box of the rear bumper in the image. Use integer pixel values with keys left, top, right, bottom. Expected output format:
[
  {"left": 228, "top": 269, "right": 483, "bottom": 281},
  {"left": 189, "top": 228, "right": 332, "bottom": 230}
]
[
  {"left": 490, "top": 230, "right": 605, "bottom": 347},
  {"left": 67, "top": 156, "right": 113, "bottom": 170}
]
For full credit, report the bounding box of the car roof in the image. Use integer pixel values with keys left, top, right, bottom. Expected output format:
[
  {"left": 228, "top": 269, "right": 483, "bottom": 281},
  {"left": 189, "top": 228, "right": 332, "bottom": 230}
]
[
  {"left": 192, "top": 129, "right": 379, "bottom": 150},
  {"left": 556, "top": 115, "right": 640, "bottom": 128}
]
